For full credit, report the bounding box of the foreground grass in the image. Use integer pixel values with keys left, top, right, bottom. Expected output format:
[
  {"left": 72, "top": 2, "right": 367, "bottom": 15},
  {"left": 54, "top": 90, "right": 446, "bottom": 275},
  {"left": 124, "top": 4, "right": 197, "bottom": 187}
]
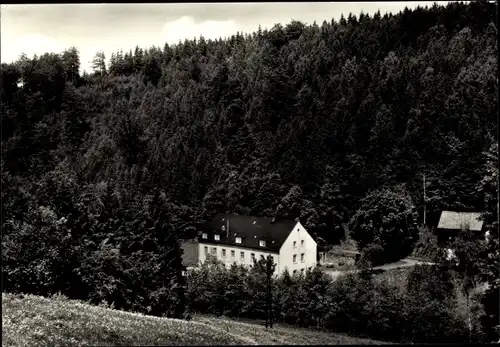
[
  {"left": 2, "top": 293, "right": 254, "bottom": 346},
  {"left": 2, "top": 292, "right": 386, "bottom": 346},
  {"left": 195, "top": 315, "right": 390, "bottom": 345}
]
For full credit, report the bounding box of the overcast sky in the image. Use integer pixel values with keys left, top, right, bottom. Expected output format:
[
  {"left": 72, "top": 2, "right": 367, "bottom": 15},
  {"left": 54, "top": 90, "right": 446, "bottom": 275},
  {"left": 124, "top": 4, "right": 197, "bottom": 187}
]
[{"left": 1, "top": 2, "right": 454, "bottom": 73}]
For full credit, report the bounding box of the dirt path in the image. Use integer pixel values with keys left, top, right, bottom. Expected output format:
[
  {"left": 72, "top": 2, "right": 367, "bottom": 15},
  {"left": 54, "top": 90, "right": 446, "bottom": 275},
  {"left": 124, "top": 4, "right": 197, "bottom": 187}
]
[
  {"left": 322, "top": 257, "right": 435, "bottom": 279},
  {"left": 372, "top": 258, "right": 435, "bottom": 271}
]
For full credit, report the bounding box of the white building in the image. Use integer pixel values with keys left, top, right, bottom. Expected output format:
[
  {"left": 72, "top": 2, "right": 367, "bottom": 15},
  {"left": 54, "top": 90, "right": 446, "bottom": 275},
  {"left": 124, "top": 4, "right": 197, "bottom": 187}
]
[{"left": 181, "top": 214, "right": 317, "bottom": 276}]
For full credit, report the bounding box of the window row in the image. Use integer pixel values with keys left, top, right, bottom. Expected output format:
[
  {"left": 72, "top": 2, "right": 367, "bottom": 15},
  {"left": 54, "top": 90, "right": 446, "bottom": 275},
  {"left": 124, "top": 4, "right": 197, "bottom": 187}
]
[
  {"left": 293, "top": 253, "right": 305, "bottom": 264},
  {"left": 201, "top": 233, "right": 267, "bottom": 247},
  {"left": 292, "top": 268, "right": 310, "bottom": 275},
  {"left": 204, "top": 246, "right": 274, "bottom": 262},
  {"left": 292, "top": 240, "right": 305, "bottom": 248}
]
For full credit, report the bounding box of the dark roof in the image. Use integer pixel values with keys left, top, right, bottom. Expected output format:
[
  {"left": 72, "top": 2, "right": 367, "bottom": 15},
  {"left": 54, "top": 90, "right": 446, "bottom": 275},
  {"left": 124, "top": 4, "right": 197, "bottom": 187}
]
[
  {"left": 199, "top": 214, "right": 298, "bottom": 253},
  {"left": 437, "top": 211, "right": 484, "bottom": 232}
]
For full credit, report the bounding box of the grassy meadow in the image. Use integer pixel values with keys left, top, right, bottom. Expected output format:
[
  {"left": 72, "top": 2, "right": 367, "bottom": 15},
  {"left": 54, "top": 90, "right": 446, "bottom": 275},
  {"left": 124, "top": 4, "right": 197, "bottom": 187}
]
[{"left": 2, "top": 292, "right": 387, "bottom": 346}]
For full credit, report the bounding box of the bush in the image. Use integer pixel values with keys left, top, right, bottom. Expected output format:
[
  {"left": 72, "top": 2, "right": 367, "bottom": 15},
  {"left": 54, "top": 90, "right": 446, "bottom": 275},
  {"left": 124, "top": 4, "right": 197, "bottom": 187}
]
[
  {"left": 186, "top": 262, "right": 473, "bottom": 344},
  {"left": 359, "top": 242, "right": 385, "bottom": 267},
  {"left": 349, "top": 185, "right": 419, "bottom": 266},
  {"left": 480, "top": 287, "right": 500, "bottom": 342},
  {"left": 412, "top": 226, "right": 440, "bottom": 260},
  {"left": 364, "top": 279, "right": 406, "bottom": 341}
]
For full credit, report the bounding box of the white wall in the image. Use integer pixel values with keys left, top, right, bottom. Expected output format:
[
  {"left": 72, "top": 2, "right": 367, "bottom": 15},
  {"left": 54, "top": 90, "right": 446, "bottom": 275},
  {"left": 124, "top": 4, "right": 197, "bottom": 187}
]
[
  {"left": 197, "top": 242, "right": 279, "bottom": 274},
  {"left": 278, "top": 222, "right": 317, "bottom": 275}
]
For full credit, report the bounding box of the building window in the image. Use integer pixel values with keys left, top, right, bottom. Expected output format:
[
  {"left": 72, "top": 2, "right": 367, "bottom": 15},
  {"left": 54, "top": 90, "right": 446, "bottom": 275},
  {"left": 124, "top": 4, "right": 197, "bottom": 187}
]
[
  {"left": 293, "top": 241, "right": 297, "bottom": 248},
  {"left": 204, "top": 246, "right": 208, "bottom": 254},
  {"left": 202, "top": 233, "right": 208, "bottom": 239},
  {"left": 301, "top": 253, "right": 305, "bottom": 263},
  {"left": 300, "top": 268, "right": 305, "bottom": 274},
  {"left": 221, "top": 225, "right": 225, "bottom": 231},
  {"left": 259, "top": 240, "right": 266, "bottom": 247},
  {"left": 293, "top": 270, "right": 297, "bottom": 275},
  {"left": 222, "top": 249, "right": 226, "bottom": 258},
  {"left": 293, "top": 254, "right": 297, "bottom": 264},
  {"left": 301, "top": 240, "right": 304, "bottom": 247},
  {"left": 240, "top": 251, "right": 245, "bottom": 261},
  {"left": 214, "top": 234, "right": 220, "bottom": 241},
  {"left": 231, "top": 250, "right": 235, "bottom": 259},
  {"left": 235, "top": 237, "right": 242, "bottom": 244},
  {"left": 211, "top": 247, "right": 216, "bottom": 254},
  {"left": 251, "top": 253, "right": 256, "bottom": 261}
]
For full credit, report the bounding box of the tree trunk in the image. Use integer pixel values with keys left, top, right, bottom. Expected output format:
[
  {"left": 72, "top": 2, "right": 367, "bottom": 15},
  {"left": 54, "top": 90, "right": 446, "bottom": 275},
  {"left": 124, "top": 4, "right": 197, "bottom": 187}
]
[{"left": 466, "top": 291, "right": 472, "bottom": 343}]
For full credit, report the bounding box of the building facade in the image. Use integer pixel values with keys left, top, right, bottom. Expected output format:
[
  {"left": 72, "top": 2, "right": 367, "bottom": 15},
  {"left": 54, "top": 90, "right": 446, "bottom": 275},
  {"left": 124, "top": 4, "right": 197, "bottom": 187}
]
[{"left": 182, "top": 214, "right": 317, "bottom": 276}]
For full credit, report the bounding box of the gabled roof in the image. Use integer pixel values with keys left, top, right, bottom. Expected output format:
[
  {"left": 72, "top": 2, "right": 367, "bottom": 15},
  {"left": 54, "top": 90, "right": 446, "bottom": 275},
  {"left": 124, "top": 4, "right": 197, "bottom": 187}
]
[
  {"left": 437, "top": 211, "right": 484, "bottom": 232},
  {"left": 199, "top": 214, "right": 298, "bottom": 253}
]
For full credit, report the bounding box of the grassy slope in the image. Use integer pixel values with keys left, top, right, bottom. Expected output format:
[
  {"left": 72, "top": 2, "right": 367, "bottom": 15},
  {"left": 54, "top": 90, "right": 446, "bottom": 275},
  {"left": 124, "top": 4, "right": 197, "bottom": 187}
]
[
  {"left": 2, "top": 293, "right": 254, "bottom": 347},
  {"left": 2, "top": 293, "right": 387, "bottom": 346},
  {"left": 194, "top": 315, "right": 390, "bottom": 345}
]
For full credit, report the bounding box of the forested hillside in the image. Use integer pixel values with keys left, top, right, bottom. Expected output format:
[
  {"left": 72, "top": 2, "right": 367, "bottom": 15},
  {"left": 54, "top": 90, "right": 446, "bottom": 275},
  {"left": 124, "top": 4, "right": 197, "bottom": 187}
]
[{"left": 1, "top": 0, "right": 498, "bottom": 325}]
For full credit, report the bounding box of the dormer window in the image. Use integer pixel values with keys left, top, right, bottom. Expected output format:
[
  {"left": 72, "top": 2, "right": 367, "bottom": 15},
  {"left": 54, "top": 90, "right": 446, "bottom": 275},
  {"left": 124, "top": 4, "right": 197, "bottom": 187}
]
[
  {"left": 202, "top": 233, "right": 208, "bottom": 239},
  {"left": 235, "top": 237, "right": 242, "bottom": 244},
  {"left": 214, "top": 234, "right": 220, "bottom": 241},
  {"left": 259, "top": 240, "right": 266, "bottom": 247}
]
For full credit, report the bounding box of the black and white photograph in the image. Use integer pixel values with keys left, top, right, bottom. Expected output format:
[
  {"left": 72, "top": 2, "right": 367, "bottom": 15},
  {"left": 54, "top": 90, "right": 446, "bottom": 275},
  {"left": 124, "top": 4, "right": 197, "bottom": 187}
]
[{"left": 1, "top": 1, "right": 499, "bottom": 345}]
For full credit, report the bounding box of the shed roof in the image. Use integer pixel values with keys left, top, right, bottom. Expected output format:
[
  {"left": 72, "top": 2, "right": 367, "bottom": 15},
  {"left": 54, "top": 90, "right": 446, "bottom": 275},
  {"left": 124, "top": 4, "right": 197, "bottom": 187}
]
[{"left": 437, "top": 211, "right": 484, "bottom": 232}]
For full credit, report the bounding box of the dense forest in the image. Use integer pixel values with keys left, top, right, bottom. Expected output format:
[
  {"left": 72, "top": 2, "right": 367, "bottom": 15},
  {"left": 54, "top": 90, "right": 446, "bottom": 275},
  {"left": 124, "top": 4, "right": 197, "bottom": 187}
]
[{"left": 1, "top": 0, "right": 498, "bottom": 342}]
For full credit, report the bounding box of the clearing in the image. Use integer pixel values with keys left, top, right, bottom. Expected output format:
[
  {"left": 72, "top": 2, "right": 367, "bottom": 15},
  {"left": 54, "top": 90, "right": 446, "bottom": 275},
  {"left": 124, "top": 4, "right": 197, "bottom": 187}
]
[{"left": 2, "top": 292, "right": 387, "bottom": 346}]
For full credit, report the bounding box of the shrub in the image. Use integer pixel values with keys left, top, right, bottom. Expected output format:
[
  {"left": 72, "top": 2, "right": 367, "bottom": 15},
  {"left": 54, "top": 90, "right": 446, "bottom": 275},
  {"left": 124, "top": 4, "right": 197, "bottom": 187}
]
[
  {"left": 185, "top": 260, "right": 473, "bottom": 343},
  {"left": 359, "top": 242, "right": 385, "bottom": 267},
  {"left": 412, "top": 226, "right": 439, "bottom": 260},
  {"left": 349, "top": 185, "right": 419, "bottom": 266}
]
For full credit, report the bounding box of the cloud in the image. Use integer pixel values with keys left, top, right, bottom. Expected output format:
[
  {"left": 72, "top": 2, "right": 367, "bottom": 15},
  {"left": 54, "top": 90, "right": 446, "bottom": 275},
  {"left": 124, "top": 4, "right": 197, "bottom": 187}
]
[{"left": 160, "top": 16, "right": 239, "bottom": 44}]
